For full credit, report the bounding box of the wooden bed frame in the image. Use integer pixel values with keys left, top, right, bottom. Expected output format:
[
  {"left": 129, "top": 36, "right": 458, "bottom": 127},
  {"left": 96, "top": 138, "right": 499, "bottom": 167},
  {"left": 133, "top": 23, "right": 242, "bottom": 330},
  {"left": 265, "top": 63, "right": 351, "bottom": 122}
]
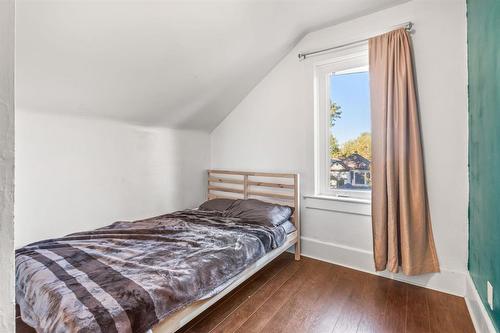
[{"left": 152, "top": 169, "right": 301, "bottom": 333}]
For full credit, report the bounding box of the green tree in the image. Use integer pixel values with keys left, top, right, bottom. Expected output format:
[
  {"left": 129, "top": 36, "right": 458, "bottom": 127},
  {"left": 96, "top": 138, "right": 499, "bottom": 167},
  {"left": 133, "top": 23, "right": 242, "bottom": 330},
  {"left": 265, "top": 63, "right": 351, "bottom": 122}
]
[
  {"left": 330, "top": 135, "right": 340, "bottom": 158},
  {"left": 329, "top": 101, "right": 342, "bottom": 158},
  {"left": 338, "top": 132, "right": 372, "bottom": 160},
  {"left": 330, "top": 101, "right": 342, "bottom": 127}
]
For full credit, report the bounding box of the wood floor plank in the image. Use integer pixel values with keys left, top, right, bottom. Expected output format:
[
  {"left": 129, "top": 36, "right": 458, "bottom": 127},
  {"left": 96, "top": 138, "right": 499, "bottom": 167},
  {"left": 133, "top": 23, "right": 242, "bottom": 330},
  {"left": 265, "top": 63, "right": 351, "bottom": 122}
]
[
  {"left": 208, "top": 255, "right": 303, "bottom": 333},
  {"left": 330, "top": 269, "right": 373, "bottom": 333},
  {"left": 303, "top": 266, "right": 362, "bottom": 333},
  {"left": 428, "top": 290, "right": 458, "bottom": 333},
  {"left": 405, "top": 284, "right": 431, "bottom": 333},
  {"left": 379, "top": 279, "right": 408, "bottom": 333},
  {"left": 451, "top": 296, "right": 476, "bottom": 333},
  {"left": 274, "top": 264, "right": 350, "bottom": 333},
  {"left": 355, "top": 274, "right": 392, "bottom": 333},
  {"left": 428, "top": 289, "right": 475, "bottom": 333},
  {"left": 258, "top": 260, "right": 335, "bottom": 333},
  {"left": 183, "top": 253, "right": 294, "bottom": 333},
  {"left": 233, "top": 258, "right": 317, "bottom": 333}
]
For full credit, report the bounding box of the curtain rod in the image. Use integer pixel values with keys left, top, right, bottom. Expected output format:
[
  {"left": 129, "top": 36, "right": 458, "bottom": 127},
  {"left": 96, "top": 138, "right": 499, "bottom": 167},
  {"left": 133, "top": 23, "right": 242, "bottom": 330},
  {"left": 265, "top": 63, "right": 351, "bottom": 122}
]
[{"left": 297, "top": 21, "right": 413, "bottom": 61}]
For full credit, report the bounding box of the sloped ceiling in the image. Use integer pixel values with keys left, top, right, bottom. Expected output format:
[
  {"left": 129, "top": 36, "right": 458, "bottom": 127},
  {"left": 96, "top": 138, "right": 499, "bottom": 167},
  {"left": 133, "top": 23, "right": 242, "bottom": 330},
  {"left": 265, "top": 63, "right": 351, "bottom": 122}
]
[{"left": 16, "top": 0, "right": 406, "bottom": 131}]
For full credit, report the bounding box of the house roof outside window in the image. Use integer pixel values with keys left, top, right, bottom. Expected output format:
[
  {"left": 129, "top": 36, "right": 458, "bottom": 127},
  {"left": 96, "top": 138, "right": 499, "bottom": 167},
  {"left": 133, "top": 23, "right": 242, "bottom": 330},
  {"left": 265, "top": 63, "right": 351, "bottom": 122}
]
[{"left": 331, "top": 153, "right": 370, "bottom": 172}]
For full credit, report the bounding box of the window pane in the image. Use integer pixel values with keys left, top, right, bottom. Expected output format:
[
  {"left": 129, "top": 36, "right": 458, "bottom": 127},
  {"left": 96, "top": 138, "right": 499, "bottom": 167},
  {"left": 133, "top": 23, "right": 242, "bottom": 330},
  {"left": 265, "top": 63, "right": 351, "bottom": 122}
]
[{"left": 329, "top": 70, "right": 371, "bottom": 191}]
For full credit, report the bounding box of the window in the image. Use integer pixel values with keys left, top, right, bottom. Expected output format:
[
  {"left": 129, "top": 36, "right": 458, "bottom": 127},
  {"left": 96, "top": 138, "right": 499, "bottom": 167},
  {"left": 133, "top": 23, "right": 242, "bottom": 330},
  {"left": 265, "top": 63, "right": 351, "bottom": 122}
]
[{"left": 314, "top": 44, "right": 371, "bottom": 200}]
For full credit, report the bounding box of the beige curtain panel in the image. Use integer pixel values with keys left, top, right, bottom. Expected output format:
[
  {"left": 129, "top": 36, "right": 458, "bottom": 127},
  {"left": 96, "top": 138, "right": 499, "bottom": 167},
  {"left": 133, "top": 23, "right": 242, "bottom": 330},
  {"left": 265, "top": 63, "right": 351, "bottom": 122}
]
[{"left": 369, "top": 28, "right": 439, "bottom": 275}]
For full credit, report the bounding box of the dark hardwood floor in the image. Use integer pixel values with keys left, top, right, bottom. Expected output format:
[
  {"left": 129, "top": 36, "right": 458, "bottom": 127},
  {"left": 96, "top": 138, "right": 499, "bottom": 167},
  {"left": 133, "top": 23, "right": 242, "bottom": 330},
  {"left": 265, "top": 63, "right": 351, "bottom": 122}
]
[
  {"left": 178, "top": 253, "right": 474, "bottom": 333},
  {"left": 17, "top": 253, "right": 475, "bottom": 333}
]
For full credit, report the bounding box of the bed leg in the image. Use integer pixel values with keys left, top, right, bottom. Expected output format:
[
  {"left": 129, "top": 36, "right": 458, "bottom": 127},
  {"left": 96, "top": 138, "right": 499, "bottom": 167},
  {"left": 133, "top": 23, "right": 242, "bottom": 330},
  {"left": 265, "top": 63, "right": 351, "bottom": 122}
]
[{"left": 294, "top": 242, "right": 301, "bottom": 261}]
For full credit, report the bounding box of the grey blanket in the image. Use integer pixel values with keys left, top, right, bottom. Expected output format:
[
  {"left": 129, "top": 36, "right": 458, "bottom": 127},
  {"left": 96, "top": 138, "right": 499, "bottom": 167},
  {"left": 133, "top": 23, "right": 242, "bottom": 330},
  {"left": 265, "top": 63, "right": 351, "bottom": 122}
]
[{"left": 16, "top": 209, "right": 286, "bottom": 333}]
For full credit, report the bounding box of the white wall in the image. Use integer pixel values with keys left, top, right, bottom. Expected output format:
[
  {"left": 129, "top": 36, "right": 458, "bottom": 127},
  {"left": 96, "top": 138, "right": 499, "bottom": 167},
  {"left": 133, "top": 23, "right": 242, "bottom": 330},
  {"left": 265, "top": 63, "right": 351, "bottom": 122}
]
[
  {"left": 15, "top": 110, "right": 210, "bottom": 247},
  {"left": 211, "top": 0, "right": 468, "bottom": 295},
  {"left": 0, "top": 0, "right": 15, "bottom": 330}
]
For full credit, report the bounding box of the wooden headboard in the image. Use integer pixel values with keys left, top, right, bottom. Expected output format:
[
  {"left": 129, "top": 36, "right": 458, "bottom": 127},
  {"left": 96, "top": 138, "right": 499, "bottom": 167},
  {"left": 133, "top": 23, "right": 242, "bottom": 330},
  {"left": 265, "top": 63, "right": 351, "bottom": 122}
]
[{"left": 207, "top": 169, "right": 301, "bottom": 258}]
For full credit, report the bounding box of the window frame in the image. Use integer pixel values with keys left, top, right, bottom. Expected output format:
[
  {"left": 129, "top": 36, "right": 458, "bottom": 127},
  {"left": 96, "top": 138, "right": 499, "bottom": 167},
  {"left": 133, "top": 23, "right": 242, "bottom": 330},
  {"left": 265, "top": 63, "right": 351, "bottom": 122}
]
[{"left": 313, "top": 43, "right": 371, "bottom": 200}]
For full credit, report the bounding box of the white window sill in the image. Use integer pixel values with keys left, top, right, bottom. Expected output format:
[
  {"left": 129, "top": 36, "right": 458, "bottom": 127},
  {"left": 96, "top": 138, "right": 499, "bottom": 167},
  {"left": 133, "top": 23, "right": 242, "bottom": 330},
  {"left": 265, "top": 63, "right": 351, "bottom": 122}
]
[
  {"left": 303, "top": 194, "right": 372, "bottom": 216},
  {"left": 303, "top": 194, "right": 371, "bottom": 205}
]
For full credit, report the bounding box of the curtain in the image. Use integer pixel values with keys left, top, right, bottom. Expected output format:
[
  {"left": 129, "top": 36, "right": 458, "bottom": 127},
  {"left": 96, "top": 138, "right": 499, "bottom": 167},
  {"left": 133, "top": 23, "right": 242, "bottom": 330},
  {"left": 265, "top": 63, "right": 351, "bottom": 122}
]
[{"left": 369, "top": 28, "right": 440, "bottom": 275}]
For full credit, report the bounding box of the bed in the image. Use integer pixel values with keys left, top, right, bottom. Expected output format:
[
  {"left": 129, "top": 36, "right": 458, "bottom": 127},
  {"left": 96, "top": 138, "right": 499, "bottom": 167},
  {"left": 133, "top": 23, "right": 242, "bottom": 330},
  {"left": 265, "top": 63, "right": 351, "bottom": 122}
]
[{"left": 16, "top": 170, "right": 300, "bottom": 333}]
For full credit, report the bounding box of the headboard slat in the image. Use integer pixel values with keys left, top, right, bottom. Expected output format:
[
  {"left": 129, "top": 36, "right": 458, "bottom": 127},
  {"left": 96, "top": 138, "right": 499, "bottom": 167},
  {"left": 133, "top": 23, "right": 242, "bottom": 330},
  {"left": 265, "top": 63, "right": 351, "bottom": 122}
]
[
  {"left": 207, "top": 193, "right": 237, "bottom": 200},
  {"left": 208, "top": 177, "right": 244, "bottom": 185},
  {"left": 247, "top": 191, "right": 294, "bottom": 200},
  {"left": 209, "top": 169, "right": 295, "bottom": 178},
  {"left": 247, "top": 181, "right": 294, "bottom": 189}
]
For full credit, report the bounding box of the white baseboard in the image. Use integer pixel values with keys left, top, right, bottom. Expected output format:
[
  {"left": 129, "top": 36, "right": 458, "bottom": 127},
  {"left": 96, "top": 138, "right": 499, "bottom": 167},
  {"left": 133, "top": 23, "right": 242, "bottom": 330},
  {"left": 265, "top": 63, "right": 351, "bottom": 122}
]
[
  {"left": 300, "top": 236, "right": 467, "bottom": 297},
  {"left": 465, "top": 273, "right": 497, "bottom": 333}
]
